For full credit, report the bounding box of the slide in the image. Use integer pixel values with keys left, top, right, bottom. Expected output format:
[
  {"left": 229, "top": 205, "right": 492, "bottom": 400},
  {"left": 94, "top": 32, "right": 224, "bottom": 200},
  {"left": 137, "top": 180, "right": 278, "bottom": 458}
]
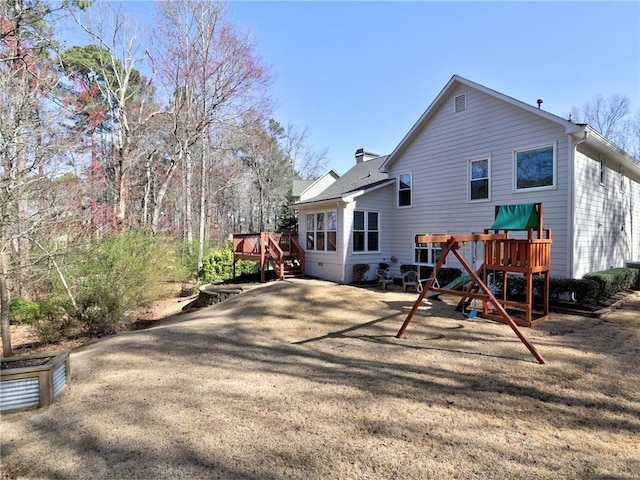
[{"left": 425, "top": 274, "right": 473, "bottom": 298}]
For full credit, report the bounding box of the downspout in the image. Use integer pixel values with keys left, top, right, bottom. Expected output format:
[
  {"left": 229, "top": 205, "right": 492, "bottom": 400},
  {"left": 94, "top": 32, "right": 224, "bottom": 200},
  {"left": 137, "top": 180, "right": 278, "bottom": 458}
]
[
  {"left": 568, "top": 129, "right": 588, "bottom": 279},
  {"left": 339, "top": 199, "right": 349, "bottom": 284}
]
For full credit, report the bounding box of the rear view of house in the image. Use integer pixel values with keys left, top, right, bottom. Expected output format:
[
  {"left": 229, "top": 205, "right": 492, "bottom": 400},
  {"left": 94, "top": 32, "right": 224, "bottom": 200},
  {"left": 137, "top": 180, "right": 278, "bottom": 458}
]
[{"left": 293, "top": 75, "right": 640, "bottom": 283}]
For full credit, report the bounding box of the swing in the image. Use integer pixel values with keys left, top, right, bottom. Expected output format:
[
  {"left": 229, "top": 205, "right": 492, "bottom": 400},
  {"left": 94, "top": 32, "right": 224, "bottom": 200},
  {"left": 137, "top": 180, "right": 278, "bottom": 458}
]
[{"left": 396, "top": 203, "right": 552, "bottom": 364}]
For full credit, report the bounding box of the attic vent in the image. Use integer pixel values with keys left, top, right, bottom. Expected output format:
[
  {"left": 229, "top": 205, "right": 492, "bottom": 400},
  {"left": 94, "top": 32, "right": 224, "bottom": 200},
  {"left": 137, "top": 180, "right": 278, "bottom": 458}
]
[{"left": 455, "top": 93, "right": 466, "bottom": 113}]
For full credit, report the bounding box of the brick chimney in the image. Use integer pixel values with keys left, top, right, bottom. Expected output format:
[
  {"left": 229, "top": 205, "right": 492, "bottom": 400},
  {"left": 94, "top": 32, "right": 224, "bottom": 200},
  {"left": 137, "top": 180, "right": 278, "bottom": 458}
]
[{"left": 355, "top": 148, "right": 379, "bottom": 164}]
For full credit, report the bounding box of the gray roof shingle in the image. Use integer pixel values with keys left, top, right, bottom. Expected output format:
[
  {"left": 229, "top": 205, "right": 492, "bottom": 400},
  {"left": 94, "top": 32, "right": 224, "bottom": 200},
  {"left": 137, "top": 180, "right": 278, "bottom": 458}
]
[{"left": 296, "top": 155, "right": 391, "bottom": 204}]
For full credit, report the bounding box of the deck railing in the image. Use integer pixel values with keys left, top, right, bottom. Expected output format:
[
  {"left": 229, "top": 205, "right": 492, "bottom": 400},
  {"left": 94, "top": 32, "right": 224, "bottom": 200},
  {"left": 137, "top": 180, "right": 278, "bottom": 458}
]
[{"left": 232, "top": 232, "right": 303, "bottom": 281}]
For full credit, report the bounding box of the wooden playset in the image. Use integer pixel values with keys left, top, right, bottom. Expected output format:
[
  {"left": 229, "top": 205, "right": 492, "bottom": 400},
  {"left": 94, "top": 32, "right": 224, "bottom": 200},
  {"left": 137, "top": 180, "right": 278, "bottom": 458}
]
[{"left": 396, "top": 203, "right": 552, "bottom": 364}]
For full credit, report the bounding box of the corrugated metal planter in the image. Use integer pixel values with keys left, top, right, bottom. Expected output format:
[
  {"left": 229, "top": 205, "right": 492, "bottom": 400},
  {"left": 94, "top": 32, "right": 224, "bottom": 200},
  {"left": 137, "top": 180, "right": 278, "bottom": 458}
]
[{"left": 0, "top": 351, "right": 70, "bottom": 414}]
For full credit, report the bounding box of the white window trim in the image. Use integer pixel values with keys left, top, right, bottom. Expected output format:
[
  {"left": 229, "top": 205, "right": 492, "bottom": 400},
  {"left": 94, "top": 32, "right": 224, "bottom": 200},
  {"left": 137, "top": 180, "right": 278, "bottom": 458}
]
[
  {"left": 599, "top": 156, "right": 606, "bottom": 186},
  {"left": 397, "top": 171, "right": 412, "bottom": 209},
  {"left": 305, "top": 209, "right": 337, "bottom": 253},
  {"left": 413, "top": 232, "right": 446, "bottom": 269},
  {"left": 513, "top": 143, "right": 557, "bottom": 193},
  {"left": 468, "top": 155, "right": 491, "bottom": 203},
  {"left": 353, "top": 210, "right": 380, "bottom": 254}
]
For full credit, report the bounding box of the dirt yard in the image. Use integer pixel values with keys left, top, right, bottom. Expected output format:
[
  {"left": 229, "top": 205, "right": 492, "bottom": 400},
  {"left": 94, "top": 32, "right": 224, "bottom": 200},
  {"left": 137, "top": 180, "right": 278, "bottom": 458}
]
[{"left": 1, "top": 278, "right": 639, "bottom": 479}]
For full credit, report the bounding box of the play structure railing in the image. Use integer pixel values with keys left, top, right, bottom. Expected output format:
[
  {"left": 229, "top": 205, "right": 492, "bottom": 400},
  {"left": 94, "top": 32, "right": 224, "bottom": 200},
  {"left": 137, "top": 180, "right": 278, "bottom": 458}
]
[{"left": 484, "top": 234, "right": 552, "bottom": 274}]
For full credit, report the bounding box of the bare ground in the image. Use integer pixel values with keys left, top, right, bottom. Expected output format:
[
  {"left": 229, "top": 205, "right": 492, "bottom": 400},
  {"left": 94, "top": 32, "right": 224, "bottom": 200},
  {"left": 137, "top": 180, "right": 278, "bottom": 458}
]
[{"left": 1, "top": 278, "right": 639, "bottom": 479}]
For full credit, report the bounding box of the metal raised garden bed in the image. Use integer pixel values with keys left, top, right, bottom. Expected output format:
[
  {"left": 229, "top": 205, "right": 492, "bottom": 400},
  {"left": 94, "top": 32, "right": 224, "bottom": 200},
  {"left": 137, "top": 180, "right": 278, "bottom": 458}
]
[{"left": 1, "top": 351, "right": 70, "bottom": 414}]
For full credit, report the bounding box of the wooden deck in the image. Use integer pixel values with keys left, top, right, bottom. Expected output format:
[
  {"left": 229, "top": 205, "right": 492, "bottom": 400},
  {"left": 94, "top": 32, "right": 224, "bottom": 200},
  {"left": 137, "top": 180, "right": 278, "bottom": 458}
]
[{"left": 232, "top": 232, "right": 305, "bottom": 282}]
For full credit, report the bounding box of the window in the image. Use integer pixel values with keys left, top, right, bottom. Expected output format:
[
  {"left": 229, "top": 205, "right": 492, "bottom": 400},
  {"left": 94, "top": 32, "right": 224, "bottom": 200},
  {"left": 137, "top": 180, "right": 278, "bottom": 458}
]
[
  {"left": 398, "top": 172, "right": 412, "bottom": 207},
  {"left": 599, "top": 158, "right": 606, "bottom": 186},
  {"left": 454, "top": 93, "right": 466, "bottom": 113},
  {"left": 469, "top": 157, "right": 490, "bottom": 201},
  {"left": 306, "top": 210, "right": 337, "bottom": 251},
  {"left": 514, "top": 144, "right": 555, "bottom": 191},
  {"left": 306, "top": 214, "right": 314, "bottom": 250},
  {"left": 327, "top": 211, "right": 337, "bottom": 251},
  {"left": 415, "top": 234, "right": 444, "bottom": 266},
  {"left": 353, "top": 211, "right": 379, "bottom": 252}
]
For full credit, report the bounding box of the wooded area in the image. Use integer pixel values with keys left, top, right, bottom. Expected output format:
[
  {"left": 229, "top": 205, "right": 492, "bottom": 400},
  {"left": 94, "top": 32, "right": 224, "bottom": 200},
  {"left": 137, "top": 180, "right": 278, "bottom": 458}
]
[{"left": 1, "top": 0, "right": 326, "bottom": 355}]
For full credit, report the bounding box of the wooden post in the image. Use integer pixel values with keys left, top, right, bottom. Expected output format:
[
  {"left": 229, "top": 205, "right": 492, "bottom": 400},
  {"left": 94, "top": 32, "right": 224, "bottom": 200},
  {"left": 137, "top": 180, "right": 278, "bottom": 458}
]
[
  {"left": 396, "top": 238, "right": 454, "bottom": 338},
  {"left": 396, "top": 234, "right": 546, "bottom": 364}
]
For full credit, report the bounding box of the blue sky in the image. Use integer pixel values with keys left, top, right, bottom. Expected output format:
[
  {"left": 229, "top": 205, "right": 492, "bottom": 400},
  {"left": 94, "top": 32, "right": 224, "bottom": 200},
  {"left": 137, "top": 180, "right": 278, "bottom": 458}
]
[
  {"left": 225, "top": 1, "right": 640, "bottom": 175},
  {"left": 68, "top": 1, "right": 640, "bottom": 175}
]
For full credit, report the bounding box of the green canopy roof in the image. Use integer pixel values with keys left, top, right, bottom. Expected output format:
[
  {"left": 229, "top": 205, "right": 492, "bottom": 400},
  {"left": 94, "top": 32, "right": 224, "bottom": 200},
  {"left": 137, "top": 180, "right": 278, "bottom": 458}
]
[{"left": 491, "top": 203, "right": 539, "bottom": 230}]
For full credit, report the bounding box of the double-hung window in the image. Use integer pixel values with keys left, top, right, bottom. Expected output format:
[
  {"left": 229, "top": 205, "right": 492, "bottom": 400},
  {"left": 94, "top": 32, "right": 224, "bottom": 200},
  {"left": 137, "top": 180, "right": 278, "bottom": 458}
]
[
  {"left": 469, "top": 157, "right": 490, "bottom": 201},
  {"left": 397, "top": 172, "right": 412, "bottom": 207},
  {"left": 353, "top": 211, "right": 379, "bottom": 252},
  {"left": 306, "top": 210, "right": 337, "bottom": 251},
  {"left": 514, "top": 144, "right": 555, "bottom": 191}
]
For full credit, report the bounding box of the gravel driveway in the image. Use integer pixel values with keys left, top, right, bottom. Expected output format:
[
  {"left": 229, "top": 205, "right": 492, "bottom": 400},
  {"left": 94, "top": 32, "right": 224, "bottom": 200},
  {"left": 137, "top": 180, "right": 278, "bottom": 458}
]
[{"left": 2, "top": 278, "right": 639, "bottom": 479}]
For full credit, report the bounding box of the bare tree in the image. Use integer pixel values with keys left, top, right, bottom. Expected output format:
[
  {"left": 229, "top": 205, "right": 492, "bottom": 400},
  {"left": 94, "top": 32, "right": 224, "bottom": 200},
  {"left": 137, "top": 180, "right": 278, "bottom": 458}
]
[
  {"left": 571, "top": 93, "right": 638, "bottom": 158},
  {"left": 0, "top": 0, "right": 83, "bottom": 355},
  {"left": 154, "top": 0, "right": 271, "bottom": 271},
  {"left": 281, "top": 123, "right": 328, "bottom": 180},
  {"left": 69, "top": 3, "right": 161, "bottom": 228}
]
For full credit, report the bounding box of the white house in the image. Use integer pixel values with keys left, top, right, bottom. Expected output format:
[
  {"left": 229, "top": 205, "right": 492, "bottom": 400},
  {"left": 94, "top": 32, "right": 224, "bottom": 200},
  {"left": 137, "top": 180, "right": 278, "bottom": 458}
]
[{"left": 293, "top": 75, "right": 640, "bottom": 283}]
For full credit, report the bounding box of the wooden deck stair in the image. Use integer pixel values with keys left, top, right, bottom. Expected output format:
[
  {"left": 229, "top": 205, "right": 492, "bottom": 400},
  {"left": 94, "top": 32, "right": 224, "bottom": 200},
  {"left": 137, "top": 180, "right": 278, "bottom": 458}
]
[{"left": 232, "top": 232, "right": 305, "bottom": 282}]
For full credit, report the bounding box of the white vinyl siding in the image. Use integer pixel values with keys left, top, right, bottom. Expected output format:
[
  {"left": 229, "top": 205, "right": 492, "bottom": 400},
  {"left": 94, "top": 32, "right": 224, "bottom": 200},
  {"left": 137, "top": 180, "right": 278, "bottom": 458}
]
[
  {"left": 344, "top": 186, "right": 394, "bottom": 282},
  {"left": 386, "top": 85, "right": 570, "bottom": 278},
  {"left": 298, "top": 204, "right": 343, "bottom": 282},
  {"left": 573, "top": 145, "right": 640, "bottom": 278}
]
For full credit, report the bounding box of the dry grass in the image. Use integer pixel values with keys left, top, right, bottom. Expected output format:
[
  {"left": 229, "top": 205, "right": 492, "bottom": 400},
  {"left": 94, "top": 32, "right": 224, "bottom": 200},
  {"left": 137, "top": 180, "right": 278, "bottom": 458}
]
[{"left": 1, "top": 278, "right": 639, "bottom": 479}]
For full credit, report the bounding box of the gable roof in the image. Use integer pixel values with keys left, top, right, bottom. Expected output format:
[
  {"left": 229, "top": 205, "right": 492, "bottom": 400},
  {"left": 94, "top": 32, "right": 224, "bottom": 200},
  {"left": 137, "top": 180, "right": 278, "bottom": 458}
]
[
  {"left": 295, "top": 155, "right": 392, "bottom": 206},
  {"left": 381, "top": 74, "right": 584, "bottom": 171},
  {"left": 293, "top": 169, "right": 340, "bottom": 202},
  {"left": 292, "top": 179, "right": 314, "bottom": 197}
]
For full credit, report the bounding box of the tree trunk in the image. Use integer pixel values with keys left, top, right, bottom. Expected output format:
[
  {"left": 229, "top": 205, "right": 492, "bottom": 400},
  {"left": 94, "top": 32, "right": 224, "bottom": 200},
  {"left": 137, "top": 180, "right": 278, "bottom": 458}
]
[
  {"left": 116, "top": 149, "right": 127, "bottom": 226},
  {"left": 184, "top": 149, "right": 194, "bottom": 253},
  {"left": 151, "top": 155, "right": 178, "bottom": 235},
  {"left": 0, "top": 208, "right": 12, "bottom": 356},
  {"left": 197, "top": 138, "right": 207, "bottom": 273}
]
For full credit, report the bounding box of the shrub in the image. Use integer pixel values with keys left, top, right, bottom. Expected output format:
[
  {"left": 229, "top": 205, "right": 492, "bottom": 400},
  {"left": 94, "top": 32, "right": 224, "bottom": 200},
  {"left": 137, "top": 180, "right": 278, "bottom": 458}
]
[
  {"left": 9, "top": 297, "right": 40, "bottom": 325},
  {"left": 68, "top": 229, "right": 170, "bottom": 335},
  {"left": 584, "top": 267, "right": 639, "bottom": 304},
  {"left": 32, "top": 295, "right": 76, "bottom": 344},
  {"left": 201, "top": 241, "right": 259, "bottom": 283},
  {"left": 76, "top": 286, "right": 123, "bottom": 336},
  {"left": 499, "top": 273, "right": 616, "bottom": 307}
]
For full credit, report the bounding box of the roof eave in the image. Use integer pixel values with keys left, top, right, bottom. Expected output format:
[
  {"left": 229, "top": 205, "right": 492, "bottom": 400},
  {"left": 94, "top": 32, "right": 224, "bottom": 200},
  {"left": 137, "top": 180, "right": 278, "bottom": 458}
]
[{"left": 575, "top": 126, "right": 640, "bottom": 177}]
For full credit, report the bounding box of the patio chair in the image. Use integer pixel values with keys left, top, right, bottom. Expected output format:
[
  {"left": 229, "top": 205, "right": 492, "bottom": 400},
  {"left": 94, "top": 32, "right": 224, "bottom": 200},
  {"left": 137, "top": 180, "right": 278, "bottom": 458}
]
[
  {"left": 401, "top": 270, "right": 419, "bottom": 292},
  {"left": 376, "top": 268, "right": 394, "bottom": 290}
]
